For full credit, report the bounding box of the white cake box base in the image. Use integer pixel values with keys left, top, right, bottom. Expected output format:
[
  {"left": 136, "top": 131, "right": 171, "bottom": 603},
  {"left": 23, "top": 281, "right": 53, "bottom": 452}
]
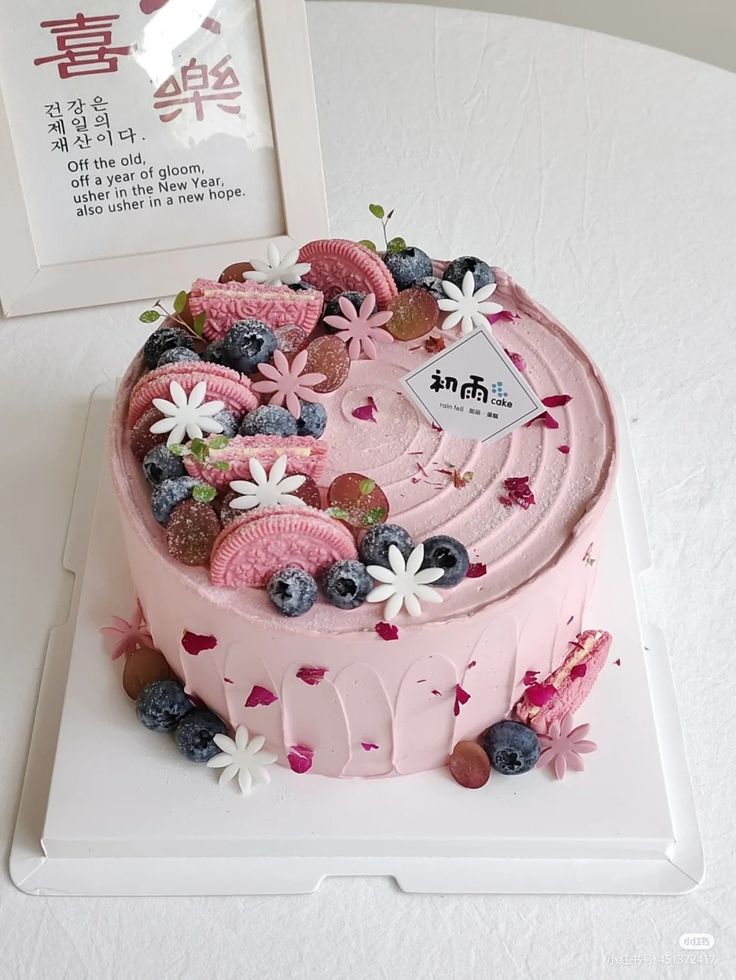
[{"left": 10, "top": 387, "right": 703, "bottom": 895}]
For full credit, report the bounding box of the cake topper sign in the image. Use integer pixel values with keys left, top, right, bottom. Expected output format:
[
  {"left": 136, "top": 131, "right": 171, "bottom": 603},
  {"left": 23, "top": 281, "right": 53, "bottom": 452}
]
[{"left": 401, "top": 325, "right": 544, "bottom": 443}]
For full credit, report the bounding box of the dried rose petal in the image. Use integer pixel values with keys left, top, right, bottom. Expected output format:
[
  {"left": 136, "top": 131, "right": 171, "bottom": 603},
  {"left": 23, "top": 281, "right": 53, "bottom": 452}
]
[
  {"left": 431, "top": 689, "right": 442, "bottom": 697},
  {"left": 558, "top": 445, "right": 570, "bottom": 455},
  {"left": 328, "top": 472, "right": 389, "bottom": 529},
  {"left": 448, "top": 740, "right": 491, "bottom": 789},
  {"left": 387, "top": 288, "right": 439, "bottom": 341},
  {"left": 375, "top": 622, "right": 398, "bottom": 641},
  {"left": 489, "top": 310, "right": 517, "bottom": 324},
  {"left": 466, "top": 562, "right": 487, "bottom": 579},
  {"left": 614, "top": 658, "right": 621, "bottom": 666},
  {"left": 522, "top": 670, "right": 540, "bottom": 686},
  {"left": 245, "top": 685, "right": 278, "bottom": 707},
  {"left": 296, "top": 666, "right": 327, "bottom": 686},
  {"left": 525, "top": 682, "right": 557, "bottom": 707},
  {"left": 303, "top": 335, "right": 351, "bottom": 393},
  {"left": 122, "top": 646, "right": 173, "bottom": 700},
  {"left": 570, "top": 663, "right": 588, "bottom": 680},
  {"left": 453, "top": 684, "right": 471, "bottom": 717},
  {"left": 352, "top": 396, "right": 377, "bottom": 423},
  {"left": 181, "top": 631, "right": 217, "bottom": 656},
  {"left": 503, "top": 348, "right": 526, "bottom": 373},
  {"left": 361, "top": 742, "right": 379, "bottom": 751},
  {"left": 424, "top": 335, "right": 446, "bottom": 354},
  {"left": 542, "top": 394, "right": 573, "bottom": 408},
  {"left": 287, "top": 744, "right": 313, "bottom": 773}
]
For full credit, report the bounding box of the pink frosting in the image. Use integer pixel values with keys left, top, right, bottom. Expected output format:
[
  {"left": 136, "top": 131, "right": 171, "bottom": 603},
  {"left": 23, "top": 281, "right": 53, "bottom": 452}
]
[{"left": 109, "top": 269, "right": 617, "bottom": 777}]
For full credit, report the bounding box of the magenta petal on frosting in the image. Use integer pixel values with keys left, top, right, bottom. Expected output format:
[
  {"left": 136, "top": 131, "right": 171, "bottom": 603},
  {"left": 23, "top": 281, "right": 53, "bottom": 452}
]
[
  {"left": 244, "top": 684, "right": 278, "bottom": 707},
  {"left": 361, "top": 742, "right": 379, "bottom": 751},
  {"left": 453, "top": 684, "right": 471, "bottom": 717},
  {"left": 375, "top": 622, "right": 399, "bottom": 641},
  {"left": 296, "top": 666, "right": 328, "bottom": 686},
  {"left": 181, "top": 631, "right": 217, "bottom": 656},
  {"left": 503, "top": 348, "right": 527, "bottom": 373},
  {"left": 558, "top": 444, "right": 570, "bottom": 455},
  {"left": 522, "top": 670, "right": 540, "bottom": 687},
  {"left": 466, "top": 562, "right": 487, "bottom": 578},
  {"left": 489, "top": 310, "right": 516, "bottom": 324},
  {"left": 526, "top": 683, "right": 557, "bottom": 707},
  {"left": 352, "top": 396, "right": 377, "bottom": 423},
  {"left": 287, "top": 744, "right": 313, "bottom": 773},
  {"left": 542, "top": 394, "right": 573, "bottom": 408},
  {"left": 431, "top": 689, "right": 442, "bottom": 697},
  {"left": 570, "top": 663, "right": 588, "bottom": 680}
]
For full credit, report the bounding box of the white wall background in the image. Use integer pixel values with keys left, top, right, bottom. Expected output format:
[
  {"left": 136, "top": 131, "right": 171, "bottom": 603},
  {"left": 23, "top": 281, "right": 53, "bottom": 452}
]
[{"left": 313, "top": 0, "right": 736, "bottom": 72}]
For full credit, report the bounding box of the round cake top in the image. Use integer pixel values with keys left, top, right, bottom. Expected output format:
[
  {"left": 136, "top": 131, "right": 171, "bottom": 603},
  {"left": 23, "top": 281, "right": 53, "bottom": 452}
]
[{"left": 111, "top": 255, "right": 616, "bottom": 636}]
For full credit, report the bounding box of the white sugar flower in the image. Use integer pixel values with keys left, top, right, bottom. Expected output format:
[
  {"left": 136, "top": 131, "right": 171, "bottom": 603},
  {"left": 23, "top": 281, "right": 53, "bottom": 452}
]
[
  {"left": 366, "top": 543, "right": 444, "bottom": 621},
  {"left": 244, "top": 241, "right": 311, "bottom": 286},
  {"left": 439, "top": 270, "right": 503, "bottom": 335},
  {"left": 228, "top": 454, "right": 306, "bottom": 511},
  {"left": 150, "top": 380, "right": 225, "bottom": 447},
  {"left": 207, "top": 726, "right": 278, "bottom": 795}
]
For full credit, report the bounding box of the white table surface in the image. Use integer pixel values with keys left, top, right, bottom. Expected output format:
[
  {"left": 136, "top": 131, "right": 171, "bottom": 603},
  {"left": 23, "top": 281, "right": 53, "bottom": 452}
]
[{"left": 1, "top": 2, "right": 734, "bottom": 977}]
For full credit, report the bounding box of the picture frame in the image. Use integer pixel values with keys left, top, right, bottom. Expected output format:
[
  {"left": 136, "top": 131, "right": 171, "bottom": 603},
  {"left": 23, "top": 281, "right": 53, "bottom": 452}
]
[{"left": 0, "top": 0, "right": 328, "bottom": 317}]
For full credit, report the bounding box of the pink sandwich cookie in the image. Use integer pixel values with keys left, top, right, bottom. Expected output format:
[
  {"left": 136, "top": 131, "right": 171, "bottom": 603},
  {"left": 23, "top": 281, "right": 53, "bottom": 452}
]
[
  {"left": 189, "top": 279, "right": 324, "bottom": 341},
  {"left": 183, "top": 434, "right": 329, "bottom": 490},
  {"left": 127, "top": 361, "right": 258, "bottom": 429},
  {"left": 514, "top": 630, "right": 613, "bottom": 733},
  {"left": 210, "top": 505, "right": 357, "bottom": 587},
  {"left": 300, "top": 239, "right": 398, "bottom": 308}
]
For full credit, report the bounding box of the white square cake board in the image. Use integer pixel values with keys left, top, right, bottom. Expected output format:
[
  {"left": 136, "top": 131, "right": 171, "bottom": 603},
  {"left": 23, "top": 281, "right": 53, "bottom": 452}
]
[{"left": 10, "top": 386, "right": 703, "bottom": 896}]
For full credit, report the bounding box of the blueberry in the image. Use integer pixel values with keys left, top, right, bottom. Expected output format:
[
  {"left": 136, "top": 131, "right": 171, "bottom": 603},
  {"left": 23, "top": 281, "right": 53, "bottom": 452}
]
[
  {"left": 136, "top": 679, "right": 193, "bottom": 732},
  {"left": 267, "top": 566, "right": 317, "bottom": 617},
  {"left": 223, "top": 319, "right": 277, "bottom": 374},
  {"left": 174, "top": 709, "right": 227, "bottom": 763},
  {"left": 240, "top": 405, "right": 297, "bottom": 438},
  {"left": 482, "top": 720, "right": 540, "bottom": 775},
  {"left": 443, "top": 256, "right": 494, "bottom": 292},
  {"left": 322, "top": 560, "right": 372, "bottom": 610},
  {"left": 202, "top": 339, "right": 231, "bottom": 367},
  {"left": 151, "top": 476, "right": 198, "bottom": 525},
  {"left": 383, "top": 247, "right": 433, "bottom": 291},
  {"left": 212, "top": 409, "right": 240, "bottom": 438},
  {"left": 359, "top": 524, "right": 414, "bottom": 568},
  {"left": 420, "top": 535, "right": 469, "bottom": 587},
  {"left": 143, "top": 444, "right": 186, "bottom": 486},
  {"left": 157, "top": 346, "right": 200, "bottom": 368},
  {"left": 289, "top": 281, "right": 320, "bottom": 294},
  {"left": 295, "top": 401, "right": 327, "bottom": 439},
  {"left": 143, "top": 326, "right": 195, "bottom": 369},
  {"left": 323, "top": 291, "right": 365, "bottom": 332},
  {"left": 415, "top": 276, "right": 446, "bottom": 303}
]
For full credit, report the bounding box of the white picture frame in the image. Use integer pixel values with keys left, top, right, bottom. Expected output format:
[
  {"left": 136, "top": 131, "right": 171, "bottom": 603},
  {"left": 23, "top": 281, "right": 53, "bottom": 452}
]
[{"left": 0, "top": 0, "right": 328, "bottom": 317}]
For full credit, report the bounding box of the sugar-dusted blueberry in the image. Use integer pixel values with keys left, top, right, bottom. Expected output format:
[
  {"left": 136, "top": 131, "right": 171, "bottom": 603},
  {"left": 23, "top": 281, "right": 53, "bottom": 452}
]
[
  {"left": 267, "top": 566, "right": 317, "bottom": 617},
  {"left": 482, "top": 720, "right": 540, "bottom": 775},
  {"left": 442, "top": 256, "right": 494, "bottom": 292},
  {"left": 420, "top": 535, "right": 469, "bottom": 587},
  {"left": 143, "top": 444, "right": 186, "bottom": 486},
  {"left": 212, "top": 409, "right": 240, "bottom": 438},
  {"left": 323, "top": 291, "right": 365, "bottom": 332},
  {"left": 289, "top": 281, "right": 321, "bottom": 294},
  {"left": 174, "top": 709, "right": 227, "bottom": 762},
  {"left": 223, "top": 319, "right": 277, "bottom": 374},
  {"left": 157, "top": 346, "right": 201, "bottom": 368},
  {"left": 383, "top": 247, "right": 433, "bottom": 291},
  {"left": 136, "top": 678, "right": 193, "bottom": 732},
  {"left": 143, "top": 325, "right": 195, "bottom": 369},
  {"left": 415, "top": 275, "right": 446, "bottom": 303},
  {"left": 240, "top": 404, "right": 297, "bottom": 438},
  {"left": 150, "top": 475, "right": 198, "bottom": 525},
  {"left": 359, "top": 524, "right": 414, "bottom": 568},
  {"left": 202, "top": 339, "right": 231, "bottom": 367},
  {"left": 295, "top": 401, "right": 327, "bottom": 439},
  {"left": 322, "top": 560, "right": 372, "bottom": 610}
]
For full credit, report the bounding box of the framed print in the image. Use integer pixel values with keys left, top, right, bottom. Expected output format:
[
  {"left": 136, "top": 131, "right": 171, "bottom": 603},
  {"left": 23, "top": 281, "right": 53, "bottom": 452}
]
[{"left": 0, "top": 0, "right": 328, "bottom": 316}]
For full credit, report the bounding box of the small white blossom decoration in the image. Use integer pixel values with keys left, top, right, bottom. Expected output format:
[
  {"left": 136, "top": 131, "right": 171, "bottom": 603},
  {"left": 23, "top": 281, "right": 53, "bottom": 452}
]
[
  {"left": 150, "top": 380, "right": 225, "bottom": 447},
  {"left": 229, "top": 454, "right": 306, "bottom": 511},
  {"left": 439, "top": 270, "right": 503, "bottom": 336},
  {"left": 207, "top": 726, "right": 278, "bottom": 795},
  {"left": 366, "top": 543, "right": 444, "bottom": 621},
  {"left": 244, "top": 242, "right": 311, "bottom": 286}
]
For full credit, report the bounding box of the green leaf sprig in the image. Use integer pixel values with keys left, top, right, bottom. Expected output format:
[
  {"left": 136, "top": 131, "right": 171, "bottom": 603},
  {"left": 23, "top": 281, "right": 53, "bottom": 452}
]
[
  {"left": 169, "top": 435, "right": 231, "bottom": 473},
  {"left": 360, "top": 204, "right": 406, "bottom": 254},
  {"left": 139, "top": 290, "right": 207, "bottom": 339}
]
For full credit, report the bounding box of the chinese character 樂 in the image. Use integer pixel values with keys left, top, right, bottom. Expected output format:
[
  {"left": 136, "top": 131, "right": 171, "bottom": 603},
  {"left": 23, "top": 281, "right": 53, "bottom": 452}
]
[
  {"left": 153, "top": 55, "right": 242, "bottom": 123},
  {"left": 34, "top": 14, "right": 134, "bottom": 79}
]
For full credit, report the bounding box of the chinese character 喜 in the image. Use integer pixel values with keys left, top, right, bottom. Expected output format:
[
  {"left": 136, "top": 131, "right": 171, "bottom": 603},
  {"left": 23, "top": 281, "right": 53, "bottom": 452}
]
[
  {"left": 153, "top": 56, "right": 241, "bottom": 123},
  {"left": 34, "top": 14, "right": 134, "bottom": 79}
]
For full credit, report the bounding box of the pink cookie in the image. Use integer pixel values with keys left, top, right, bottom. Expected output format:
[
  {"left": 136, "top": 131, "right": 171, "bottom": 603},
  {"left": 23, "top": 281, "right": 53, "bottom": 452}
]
[
  {"left": 127, "top": 362, "right": 258, "bottom": 428},
  {"left": 299, "top": 239, "right": 398, "bottom": 309},
  {"left": 183, "top": 435, "right": 329, "bottom": 490},
  {"left": 514, "top": 630, "right": 613, "bottom": 733},
  {"left": 210, "top": 506, "right": 357, "bottom": 588},
  {"left": 188, "top": 279, "right": 324, "bottom": 341}
]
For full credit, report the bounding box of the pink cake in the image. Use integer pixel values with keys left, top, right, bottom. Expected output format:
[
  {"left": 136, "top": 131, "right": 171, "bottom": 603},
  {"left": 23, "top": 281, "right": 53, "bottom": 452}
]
[{"left": 108, "top": 233, "right": 616, "bottom": 788}]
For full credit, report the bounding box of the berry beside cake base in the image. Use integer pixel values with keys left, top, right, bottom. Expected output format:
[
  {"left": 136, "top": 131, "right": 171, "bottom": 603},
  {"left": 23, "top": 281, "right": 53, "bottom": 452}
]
[{"left": 108, "top": 229, "right": 616, "bottom": 786}]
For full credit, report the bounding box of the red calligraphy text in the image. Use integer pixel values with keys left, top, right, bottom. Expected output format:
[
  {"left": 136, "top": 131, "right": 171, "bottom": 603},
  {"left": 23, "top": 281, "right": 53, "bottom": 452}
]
[
  {"left": 153, "top": 56, "right": 241, "bottom": 123},
  {"left": 34, "top": 13, "right": 134, "bottom": 79}
]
